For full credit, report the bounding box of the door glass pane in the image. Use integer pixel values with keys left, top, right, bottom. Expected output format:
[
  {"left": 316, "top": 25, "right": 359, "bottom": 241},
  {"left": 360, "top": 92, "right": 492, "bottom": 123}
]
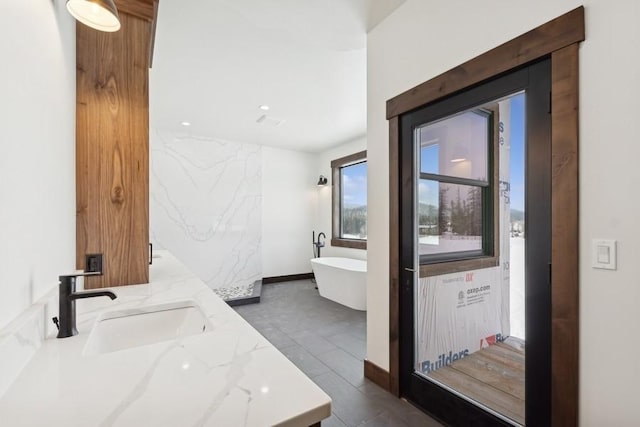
[
  {"left": 418, "top": 180, "right": 483, "bottom": 256},
  {"left": 419, "top": 110, "right": 489, "bottom": 182},
  {"left": 414, "top": 92, "right": 526, "bottom": 425}
]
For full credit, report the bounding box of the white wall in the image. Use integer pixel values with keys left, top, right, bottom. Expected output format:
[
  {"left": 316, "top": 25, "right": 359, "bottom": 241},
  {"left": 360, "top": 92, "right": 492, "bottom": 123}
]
[
  {"left": 262, "top": 146, "right": 318, "bottom": 277},
  {"left": 0, "top": 2, "right": 76, "bottom": 330},
  {"left": 367, "top": 0, "right": 640, "bottom": 424},
  {"left": 150, "top": 131, "right": 321, "bottom": 283},
  {"left": 316, "top": 136, "right": 368, "bottom": 260}
]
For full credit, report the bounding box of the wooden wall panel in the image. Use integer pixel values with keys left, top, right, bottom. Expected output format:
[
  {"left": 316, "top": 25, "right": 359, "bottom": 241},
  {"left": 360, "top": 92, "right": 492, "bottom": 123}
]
[
  {"left": 115, "top": 0, "right": 159, "bottom": 66},
  {"left": 76, "top": 13, "right": 151, "bottom": 288},
  {"left": 115, "top": 0, "right": 156, "bottom": 21}
]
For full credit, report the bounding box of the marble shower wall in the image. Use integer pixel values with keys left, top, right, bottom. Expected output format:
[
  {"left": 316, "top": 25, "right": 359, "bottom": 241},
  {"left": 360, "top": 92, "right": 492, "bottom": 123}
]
[{"left": 150, "top": 128, "right": 262, "bottom": 292}]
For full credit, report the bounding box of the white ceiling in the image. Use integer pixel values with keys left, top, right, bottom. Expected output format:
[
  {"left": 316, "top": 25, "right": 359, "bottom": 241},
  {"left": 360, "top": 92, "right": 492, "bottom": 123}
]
[{"left": 149, "top": 0, "right": 405, "bottom": 152}]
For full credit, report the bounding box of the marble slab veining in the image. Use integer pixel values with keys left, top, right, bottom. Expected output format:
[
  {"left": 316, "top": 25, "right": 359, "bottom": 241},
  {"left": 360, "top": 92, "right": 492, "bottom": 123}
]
[
  {"left": 0, "top": 251, "right": 331, "bottom": 426},
  {"left": 150, "top": 128, "right": 262, "bottom": 296}
]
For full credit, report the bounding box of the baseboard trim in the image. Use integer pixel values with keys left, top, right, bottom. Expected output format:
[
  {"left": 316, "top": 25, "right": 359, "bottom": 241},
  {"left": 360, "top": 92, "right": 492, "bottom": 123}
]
[
  {"left": 364, "top": 359, "right": 391, "bottom": 392},
  {"left": 262, "top": 273, "right": 314, "bottom": 284}
]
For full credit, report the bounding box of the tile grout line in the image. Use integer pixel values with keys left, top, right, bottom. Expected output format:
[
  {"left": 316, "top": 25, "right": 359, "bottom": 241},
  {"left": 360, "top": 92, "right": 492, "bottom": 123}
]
[{"left": 234, "top": 279, "right": 440, "bottom": 427}]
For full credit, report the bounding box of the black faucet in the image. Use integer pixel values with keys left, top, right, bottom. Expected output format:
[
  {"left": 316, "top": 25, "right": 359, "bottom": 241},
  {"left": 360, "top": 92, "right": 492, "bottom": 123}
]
[
  {"left": 56, "top": 272, "right": 117, "bottom": 339},
  {"left": 316, "top": 232, "right": 326, "bottom": 258}
]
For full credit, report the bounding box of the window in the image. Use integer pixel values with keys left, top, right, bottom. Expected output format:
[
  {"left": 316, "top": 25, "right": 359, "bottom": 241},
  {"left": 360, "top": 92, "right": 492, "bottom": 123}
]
[
  {"left": 331, "top": 150, "right": 367, "bottom": 249},
  {"left": 417, "top": 108, "right": 496, "bottom": 264}
]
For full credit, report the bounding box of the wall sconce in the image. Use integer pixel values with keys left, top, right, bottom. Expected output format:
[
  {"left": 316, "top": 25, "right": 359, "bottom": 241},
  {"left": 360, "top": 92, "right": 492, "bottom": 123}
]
[
  {"left": 66, "top": 0, "right": 121, "bottom": 32},
  {"left": 317, "top": 175, "right": 328, "bottom": 186}
]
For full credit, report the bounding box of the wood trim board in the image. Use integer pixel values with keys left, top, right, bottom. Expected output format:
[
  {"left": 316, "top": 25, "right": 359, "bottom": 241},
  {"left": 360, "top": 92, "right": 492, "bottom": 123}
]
[
  {"left": 331, "top": 238, "right": 367, "bottom": 250},
  {"left": 364, "top": 359, "right": 391, "bottom": 392},
  {"left": 387, "top": 7, "right": 583, "bottom": 426},
  {"left": 388, "top": 116, "right": 401, "bottom": 397},
  {"left": 330, "top": 150, "right": 368, "bottom": 168},
  {"left": 115, "top": 0, "right": 160, "bottom": 66},
  {"left": 331, "top": 150, "right": 368, "bottom": 250},
  {"left": 115, "top": 0, "right": 156, "bottom": 21},
  {"left": 550, "top": 43, "right": 580, "bottom": 427},
  {"left": 386, "top": 6, "right": 585, "bottom": 120}
]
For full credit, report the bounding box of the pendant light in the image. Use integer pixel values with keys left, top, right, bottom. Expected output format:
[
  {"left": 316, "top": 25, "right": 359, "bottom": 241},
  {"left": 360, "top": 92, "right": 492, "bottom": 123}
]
[{"left": 66, "top": 0, "right": 121, "bottom": 32}]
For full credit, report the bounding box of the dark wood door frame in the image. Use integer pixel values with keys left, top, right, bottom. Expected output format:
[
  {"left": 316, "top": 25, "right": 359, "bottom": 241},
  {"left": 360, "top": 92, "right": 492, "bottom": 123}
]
[{"left": 386, "top": 7, "right": 583, "bottom": 426}]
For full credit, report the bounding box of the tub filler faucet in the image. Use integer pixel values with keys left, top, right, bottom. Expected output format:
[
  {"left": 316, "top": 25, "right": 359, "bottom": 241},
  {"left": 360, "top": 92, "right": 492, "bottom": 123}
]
[
  {"left": 54, "top": 272, "right": 117, "bottom": 339},
  {"left": 314, "top": 232, "right": 326, "bottom": 258}
]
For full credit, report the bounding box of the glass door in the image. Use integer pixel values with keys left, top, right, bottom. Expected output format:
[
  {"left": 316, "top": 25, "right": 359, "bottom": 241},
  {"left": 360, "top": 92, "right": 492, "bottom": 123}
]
[{"left": 399, "top": 60, "right": 551, "bottom": 426}]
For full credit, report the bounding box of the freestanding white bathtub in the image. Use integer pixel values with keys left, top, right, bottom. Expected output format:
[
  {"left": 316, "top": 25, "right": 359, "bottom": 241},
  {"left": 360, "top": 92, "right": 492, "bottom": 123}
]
[{"left": 310, "top": 257, "right": 367, "bottom": 311}]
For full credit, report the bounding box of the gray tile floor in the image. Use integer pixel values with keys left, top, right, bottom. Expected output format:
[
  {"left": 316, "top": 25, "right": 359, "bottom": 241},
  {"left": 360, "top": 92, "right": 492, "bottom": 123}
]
[{"left": 234, "top": 279, "right": 442, "bottom": 427}]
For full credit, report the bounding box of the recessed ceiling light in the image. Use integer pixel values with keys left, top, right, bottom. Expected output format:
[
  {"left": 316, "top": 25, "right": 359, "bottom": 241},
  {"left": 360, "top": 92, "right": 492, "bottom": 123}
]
[
  {"left": 259, "top": 105, "right": 270, "bottom": 111},
  {"left": 181, "top": 121, "right": 191, "bottom": 127}
]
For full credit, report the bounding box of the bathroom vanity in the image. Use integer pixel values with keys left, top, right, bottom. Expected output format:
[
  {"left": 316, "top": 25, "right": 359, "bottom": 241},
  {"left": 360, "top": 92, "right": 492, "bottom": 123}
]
[{"left": 0, "top": 251, "right": 330, "bottom": 426}]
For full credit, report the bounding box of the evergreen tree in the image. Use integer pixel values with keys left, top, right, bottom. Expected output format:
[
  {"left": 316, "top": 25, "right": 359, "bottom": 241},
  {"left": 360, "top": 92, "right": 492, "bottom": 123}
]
[
  {"left": 469, "top": 186, "right": 482, "bottom": 236},
  {"left": 438, "top": 186, "right": 449, "bottom": 234}
]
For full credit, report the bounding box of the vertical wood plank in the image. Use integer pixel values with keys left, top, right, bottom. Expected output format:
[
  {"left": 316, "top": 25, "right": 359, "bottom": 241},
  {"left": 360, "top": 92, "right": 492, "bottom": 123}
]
[
  {"left": 115, "top": 0, "right": 156, "bottom": 21},
  {"left": 388, "top": 116, "right": 401, "bottom": 396},
  {"left": 115, "top": 0, "right": 160, "bottom": 66},
  {"left": 551, "top": 43, "right": 579, "bottom": 427},
  {"left": 76, "top": 13, "right": 151, "bottom": 288}
]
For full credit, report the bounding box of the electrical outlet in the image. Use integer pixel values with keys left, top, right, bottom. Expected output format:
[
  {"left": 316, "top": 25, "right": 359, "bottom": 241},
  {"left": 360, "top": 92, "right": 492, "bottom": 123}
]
[{"left": 85, "top": 254, "right": 103, "bottom": 273}]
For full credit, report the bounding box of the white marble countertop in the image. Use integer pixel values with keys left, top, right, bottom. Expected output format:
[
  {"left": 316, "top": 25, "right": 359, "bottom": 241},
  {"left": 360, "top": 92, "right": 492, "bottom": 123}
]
[{"left": 0, "top": 251, "right": 331, "bottom": 426}]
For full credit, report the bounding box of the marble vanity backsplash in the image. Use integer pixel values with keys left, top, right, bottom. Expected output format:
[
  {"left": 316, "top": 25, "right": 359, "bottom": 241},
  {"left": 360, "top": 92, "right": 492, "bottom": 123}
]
[
  {"left": 0, "top": 276, "right": 97, "bottom": 398},
  {"left": 0, "top": 290, "right": 56, "bottom": 398}
]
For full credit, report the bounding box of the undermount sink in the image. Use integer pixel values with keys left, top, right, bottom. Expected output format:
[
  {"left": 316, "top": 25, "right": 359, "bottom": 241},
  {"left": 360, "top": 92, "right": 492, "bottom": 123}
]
[{"left": 83, "top": 300, "right": 212, "bottom": 356}]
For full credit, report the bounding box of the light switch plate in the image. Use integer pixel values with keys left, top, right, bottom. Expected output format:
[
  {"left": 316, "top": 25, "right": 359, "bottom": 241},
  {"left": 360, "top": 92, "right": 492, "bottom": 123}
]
[{"left": 592, "top": 239, "right": 616, "bottom": 270}]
